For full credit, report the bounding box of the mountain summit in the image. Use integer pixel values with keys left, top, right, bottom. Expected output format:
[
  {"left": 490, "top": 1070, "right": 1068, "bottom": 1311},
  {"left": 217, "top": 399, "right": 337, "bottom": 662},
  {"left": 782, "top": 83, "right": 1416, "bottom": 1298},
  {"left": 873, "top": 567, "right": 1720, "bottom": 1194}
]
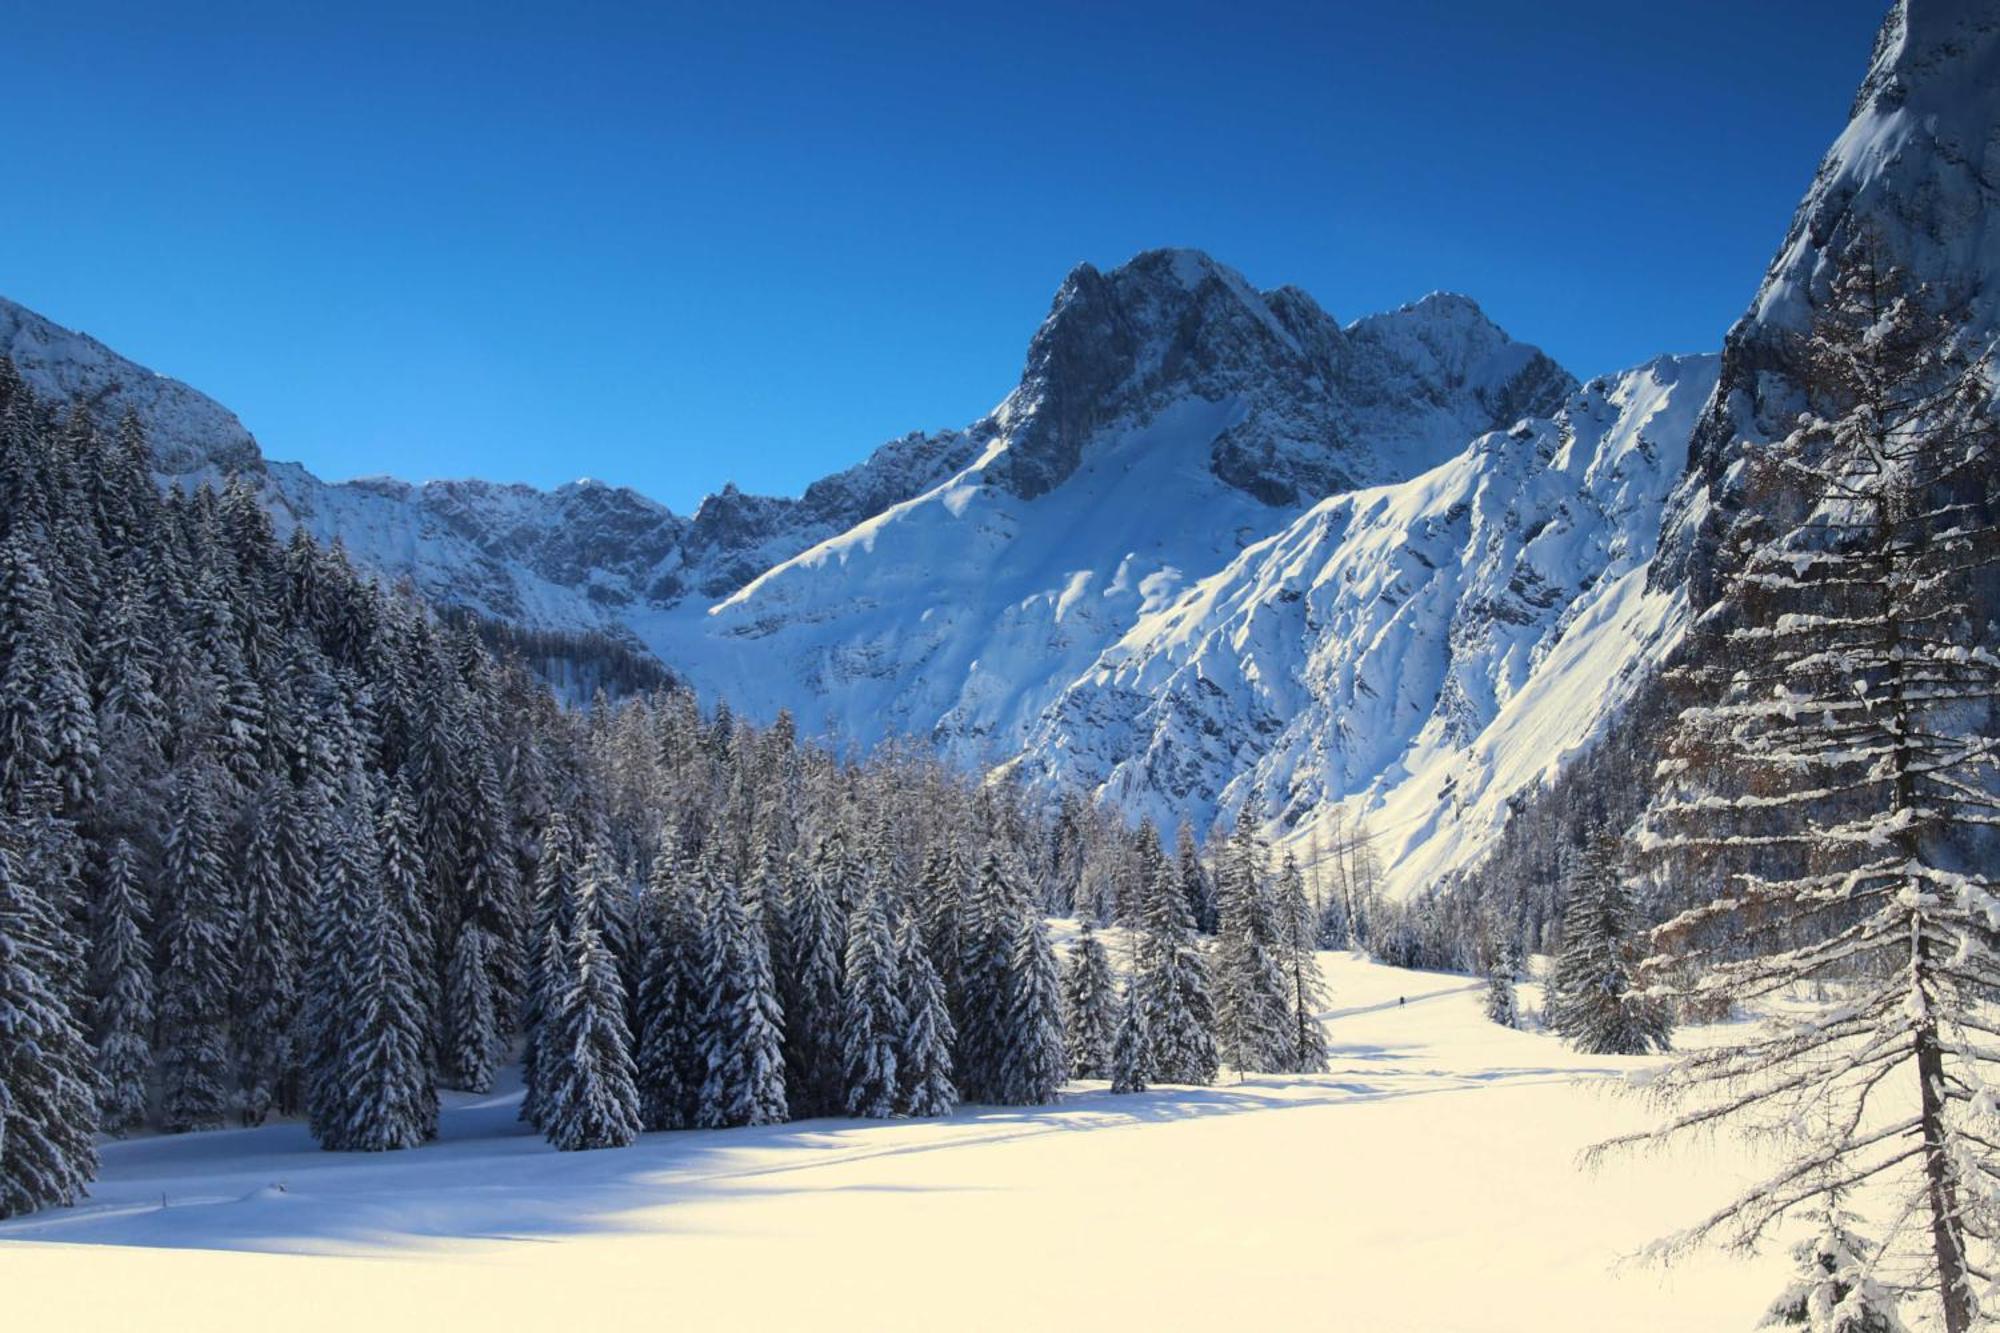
[{"left": 992, "top": 247, "right": 1571, "bottom": 506}]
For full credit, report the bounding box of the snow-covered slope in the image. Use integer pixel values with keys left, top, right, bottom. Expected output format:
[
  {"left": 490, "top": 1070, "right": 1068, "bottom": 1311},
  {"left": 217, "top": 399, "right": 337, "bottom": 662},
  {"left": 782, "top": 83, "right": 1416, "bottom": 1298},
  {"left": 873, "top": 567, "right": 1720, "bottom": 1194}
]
[
  {"left": 628, "top": 250, "right": 1573, "bottom": 761},
  {"left": 1008, "top": 354, "right": 1718, "bottom": 894},
  {"left": 0, "top": 297, "right": 260, "bottom": 475}
]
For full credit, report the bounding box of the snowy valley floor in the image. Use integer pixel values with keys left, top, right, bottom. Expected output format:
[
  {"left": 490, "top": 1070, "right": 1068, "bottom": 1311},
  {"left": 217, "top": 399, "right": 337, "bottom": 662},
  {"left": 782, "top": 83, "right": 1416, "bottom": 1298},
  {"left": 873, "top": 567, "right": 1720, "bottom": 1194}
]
[{"left": 4, "top": 952, "right": 1784, "bottom": 1332}]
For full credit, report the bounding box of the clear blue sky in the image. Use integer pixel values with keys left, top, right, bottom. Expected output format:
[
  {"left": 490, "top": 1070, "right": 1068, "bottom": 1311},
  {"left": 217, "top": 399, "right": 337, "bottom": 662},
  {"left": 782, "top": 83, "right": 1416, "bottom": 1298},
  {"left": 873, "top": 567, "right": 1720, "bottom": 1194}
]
[{"left": 2, "top": 0, "right": 1890, "bottom": 512}]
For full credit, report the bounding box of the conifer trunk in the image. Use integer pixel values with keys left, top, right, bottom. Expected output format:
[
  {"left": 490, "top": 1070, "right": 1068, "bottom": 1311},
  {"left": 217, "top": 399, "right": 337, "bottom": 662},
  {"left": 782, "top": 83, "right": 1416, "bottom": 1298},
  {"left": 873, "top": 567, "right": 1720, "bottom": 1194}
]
[{"left": 1881, "top": 470, "right": 1971, "bottom": 1333}]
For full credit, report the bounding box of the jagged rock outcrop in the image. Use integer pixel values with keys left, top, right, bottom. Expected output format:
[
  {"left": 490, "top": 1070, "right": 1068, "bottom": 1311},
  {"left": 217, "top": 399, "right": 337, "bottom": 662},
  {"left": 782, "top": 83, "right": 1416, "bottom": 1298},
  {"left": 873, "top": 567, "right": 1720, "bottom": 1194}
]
[{"left": 990, "top": 249, "right": 1572, "bottom": 506}]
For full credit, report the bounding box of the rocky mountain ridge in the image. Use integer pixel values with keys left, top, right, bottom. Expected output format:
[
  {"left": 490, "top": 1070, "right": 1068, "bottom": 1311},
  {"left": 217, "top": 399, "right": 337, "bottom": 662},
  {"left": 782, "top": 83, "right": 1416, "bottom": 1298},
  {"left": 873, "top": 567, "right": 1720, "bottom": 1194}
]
[{"left": 5, "top": 0, "right": 1989, "bottom": 901}]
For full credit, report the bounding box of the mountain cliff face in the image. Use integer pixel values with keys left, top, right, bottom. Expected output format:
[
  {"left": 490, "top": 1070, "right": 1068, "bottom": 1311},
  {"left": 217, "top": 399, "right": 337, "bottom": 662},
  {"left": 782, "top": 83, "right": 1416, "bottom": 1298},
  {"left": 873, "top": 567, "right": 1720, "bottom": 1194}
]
[
  {"left": 1655, "top": 0, "right": 2000, "bottom": 600},
  {"left": 989, "top": 249, "right": 1571, "bottom": 506},
  {"left": 3, "top": 1, "right": 1986, "bottom": 902}
]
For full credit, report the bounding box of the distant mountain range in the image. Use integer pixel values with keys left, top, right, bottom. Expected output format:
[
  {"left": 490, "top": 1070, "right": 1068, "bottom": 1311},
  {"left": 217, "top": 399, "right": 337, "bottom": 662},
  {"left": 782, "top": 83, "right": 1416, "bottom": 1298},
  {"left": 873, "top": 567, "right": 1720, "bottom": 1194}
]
[{"left": 4, "top": 0, "right": 1993, "bottom": 899}]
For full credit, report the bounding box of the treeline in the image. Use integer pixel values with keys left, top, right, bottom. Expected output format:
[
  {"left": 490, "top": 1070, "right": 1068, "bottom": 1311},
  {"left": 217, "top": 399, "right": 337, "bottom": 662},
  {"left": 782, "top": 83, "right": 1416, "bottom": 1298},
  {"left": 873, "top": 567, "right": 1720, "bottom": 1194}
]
[
  {"left": 440, "top": 607, "right": 676, "bottom": 705},
  {"left": 0, "top": 357, "right": 1338, "bottom": 1219},
  {"left": 1438, "top": 678, "right": 1671, "bottom": 964},
  {"left": 0, "top": 353, "right": 1096, "bottom": 1212}
]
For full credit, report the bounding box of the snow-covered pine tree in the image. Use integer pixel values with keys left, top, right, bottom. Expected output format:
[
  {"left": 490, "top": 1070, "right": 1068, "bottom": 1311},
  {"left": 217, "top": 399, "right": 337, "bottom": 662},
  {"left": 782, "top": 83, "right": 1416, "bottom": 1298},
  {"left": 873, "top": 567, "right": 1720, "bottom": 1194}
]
[
  {"left": 1272, "top": 853, "right": 1328, "bottom": 1074},
  {"left": 1483, "top": 933, "right": 1521, "bottom": 1031},
  {"left": 999, "top": 898, "right": 1065, "bottom": 1106},
  {"left": 155, "top": 757, "right": 236, "bottom": 1133},
  {"left": 377, "top": 781, "right": 439, "bottom": 1133},
  {"left": 955, "top": 850, "right": 1019, "bottom": 1103},
  {"left": 1175, "top": 822, "right": 1216, "bottom": 934},
  {"left": 27, "top": 607, "right": 98, "bottom": 826},
  {"left": 0, "top": 534, "right": 60, "bottom": 815},
  {"left": 452, "top": 738, "right": 521, "bottom": 1035},
  {"left": 592, "top": 850, "right": 638, "bottom": 998},
  {"left": 916, "top": 840, "right": 968, "bottom": 1010},
  {"left": 538, "top": 852, "right": 642, "bottom": 1152},
  {"left": 745, "top": 835, "right": 789, "bottom": 957},
  {"left": 692, "top": 843, "right": 787, "bottom": 1129},
  {"left": 1212, "top": 819, "right": 1289, "bottom": 1076},
  {"left": 518, "top": 812, "right": 579, "bottom": 1129},
  {"left": 1046, "top": 792, "right": 1088, "bottom": 920},
  {"left": 406, "top": 641, "right": 464, "bottom": 967},
  {"left": 1061, "top": 921, "right": 1117, "bottom": 1079},
  {"left": 894, "top": 908, "right": 956, "bottom": 1117},
  {"left": 499, "top": 716, "right": 553, "bottom": 939},
  {"left": 838, "top": 878, "right": 903, "bottom": 1118},
  {"left": 1610, "top": 242, "right": 2000, "bottom": 1332},
  {"left": 1133, "top": 825, "right": 1217, "bottom": 1086},
  {"left": 271, "top": 775, "right": 324, "bottom": 1117},
  {"left": 634, "top": 841, "right": 699, "bottom": 1130},
  {"left": 0, "top": 837, "right": 98, "bottom": 1217},
  {"left": 90, "top": 573, "right": 167, "bottom": 840},
  {"left": 90, "top": 836, "right": 151, "bottom": 1134},
  {"left": 814, "top": 822, "right": 868, "bottom": 916},
  {"left": 0, "top": 533, "right": 98, "bottom": 826},
  {"left": 180, "top": 565, "right": 264, "bottom": 789},
  {"left": 305, "top": 793, "right": 435, "bottom": 1151},
  {"left": 1759, "top": 1198, "right": 1906, "bottom": 1333},
  {"left": 233, "top": 793, "right": 297, "bottom": 1126},
  {"left": 1109, "top": 979, "right": 1149, "bottom": 1095},
  {"left": 439, "top": 921, "right": 499, "bottom": 1094},
  {"left": 780, "top": 827, "right": 849, "bottom": 1118},
  {"left": 1547, "top": 835, "right": 1669, "bottom": 1056}
]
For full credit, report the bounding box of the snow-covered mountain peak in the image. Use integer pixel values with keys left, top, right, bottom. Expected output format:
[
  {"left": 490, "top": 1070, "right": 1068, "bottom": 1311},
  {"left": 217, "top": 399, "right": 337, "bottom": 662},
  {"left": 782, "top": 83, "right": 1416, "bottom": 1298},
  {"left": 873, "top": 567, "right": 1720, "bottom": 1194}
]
[
  {"left": 989, "top": 246, "right": 1574, "bottom": 506},
  {"left": 1359, "top": 289, "right": 1487, "bottom": 325}
]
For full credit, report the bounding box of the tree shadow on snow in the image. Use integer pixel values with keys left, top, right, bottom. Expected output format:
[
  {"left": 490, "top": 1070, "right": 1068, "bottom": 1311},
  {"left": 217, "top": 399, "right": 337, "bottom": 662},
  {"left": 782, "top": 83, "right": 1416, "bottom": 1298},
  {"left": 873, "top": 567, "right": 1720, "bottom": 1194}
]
[{"left": 0, "top": 1051, "right": 1587, "bottom": 1258}]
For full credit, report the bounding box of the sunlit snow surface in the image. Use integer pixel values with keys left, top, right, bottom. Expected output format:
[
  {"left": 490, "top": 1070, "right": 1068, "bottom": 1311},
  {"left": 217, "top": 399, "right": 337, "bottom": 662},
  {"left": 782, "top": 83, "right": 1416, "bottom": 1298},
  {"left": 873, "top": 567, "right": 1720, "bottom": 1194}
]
[{"left": 5, "top": 951, "right": 1782, "bottom": 1332}]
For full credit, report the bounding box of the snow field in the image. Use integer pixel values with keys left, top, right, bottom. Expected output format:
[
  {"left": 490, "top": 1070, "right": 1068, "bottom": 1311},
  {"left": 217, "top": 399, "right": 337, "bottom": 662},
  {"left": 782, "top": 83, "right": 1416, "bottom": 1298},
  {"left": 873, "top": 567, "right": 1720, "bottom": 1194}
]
[{"left": 4, "top": 952, "right": 1784, "bottom": 1331}]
